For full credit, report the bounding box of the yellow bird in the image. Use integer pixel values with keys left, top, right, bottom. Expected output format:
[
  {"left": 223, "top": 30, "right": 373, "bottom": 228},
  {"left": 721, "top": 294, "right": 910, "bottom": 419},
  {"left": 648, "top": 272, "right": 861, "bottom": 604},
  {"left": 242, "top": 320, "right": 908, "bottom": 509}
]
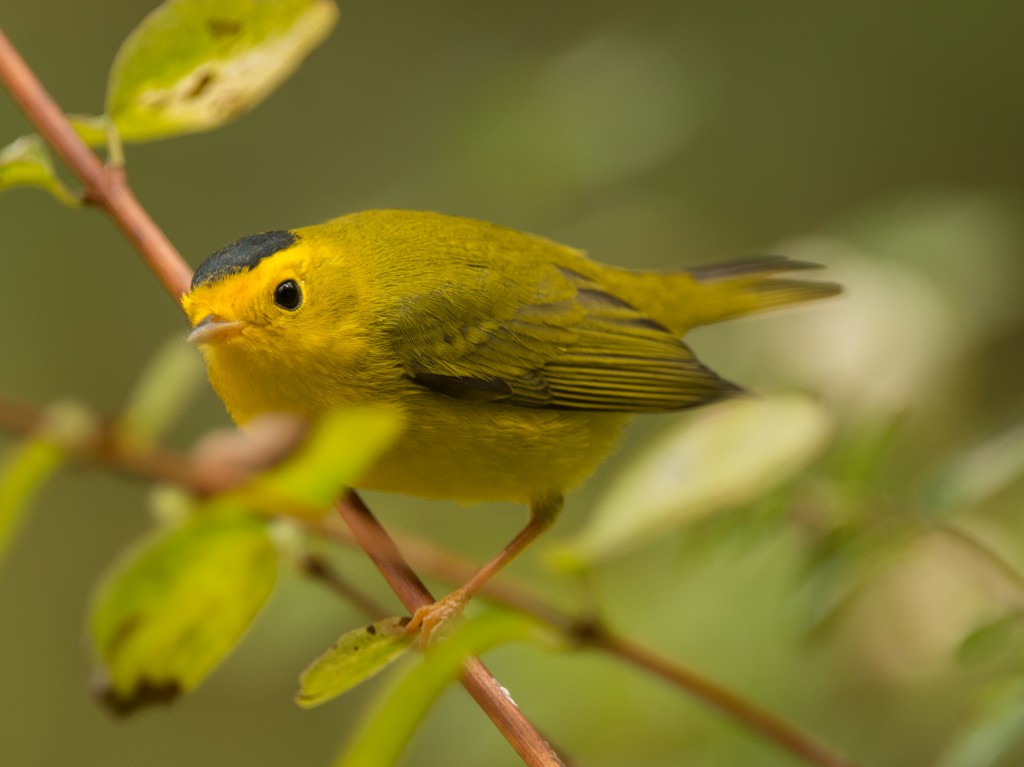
[{"left": 182, "top": 209, "right": 839, "bottom": 634}]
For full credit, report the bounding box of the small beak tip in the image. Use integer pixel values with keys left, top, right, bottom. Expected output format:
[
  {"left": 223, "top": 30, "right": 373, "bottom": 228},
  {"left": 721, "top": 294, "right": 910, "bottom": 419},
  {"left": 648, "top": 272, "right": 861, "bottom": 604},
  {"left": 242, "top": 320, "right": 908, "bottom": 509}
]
[{"left": 187, "top": 315, "right": 242, "bottom": 345}]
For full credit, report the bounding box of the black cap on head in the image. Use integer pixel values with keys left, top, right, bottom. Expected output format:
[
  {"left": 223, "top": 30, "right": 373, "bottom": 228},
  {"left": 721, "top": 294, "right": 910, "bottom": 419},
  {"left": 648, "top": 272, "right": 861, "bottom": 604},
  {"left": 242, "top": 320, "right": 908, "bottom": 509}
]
[{"left": 191, "top": 230, "right": 298, "bottom": 290}]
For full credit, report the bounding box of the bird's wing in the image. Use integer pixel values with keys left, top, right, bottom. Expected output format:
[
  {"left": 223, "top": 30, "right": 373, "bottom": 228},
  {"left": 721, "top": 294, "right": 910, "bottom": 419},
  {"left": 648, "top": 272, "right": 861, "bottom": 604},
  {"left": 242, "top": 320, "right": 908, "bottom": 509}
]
[{"left": 389, "top": 263, "right": 740, "bottom": 412}]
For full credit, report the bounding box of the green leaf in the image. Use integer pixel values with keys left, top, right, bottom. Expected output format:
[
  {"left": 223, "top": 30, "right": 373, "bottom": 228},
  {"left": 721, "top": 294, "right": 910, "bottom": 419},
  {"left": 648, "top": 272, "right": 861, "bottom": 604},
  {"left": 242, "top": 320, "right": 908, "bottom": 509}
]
[
  {"left": 0, "top": 401, "right": 98, "bottom": 567},
  {"left": 797, "top": 525, "right": 915, "bottom": 639},
  {"left": 553, "top": 393, "right": 833, "bottom": 568},
  {"left": 0, "top": 440, "right": 64, "bottom": 566},
  {"left": 335, "top": 611, "right": 550, "bottom": 767},
  {"left": 0, "top": 135, "right": 80, "bottom": 205},
  {"left": 90, "top": 510, "right": 277, "bottom": 714},
  {"left": 106, "top": 0, "right": 339, "bottom": 142},
  {"left": 246, "top": 408, "right": 402, "bottom": 517},
  {"left": 68, "top": 114, "right": 112, "bottom": 147},
  {"left": 296, "top": 617, "right": 415, "bottom": 709},
  {"left": 936, "top": 677, "right": 1024, "bottom": 767},
  {"left": 116, "top": 338, "right": 205, "bottom": 447}
]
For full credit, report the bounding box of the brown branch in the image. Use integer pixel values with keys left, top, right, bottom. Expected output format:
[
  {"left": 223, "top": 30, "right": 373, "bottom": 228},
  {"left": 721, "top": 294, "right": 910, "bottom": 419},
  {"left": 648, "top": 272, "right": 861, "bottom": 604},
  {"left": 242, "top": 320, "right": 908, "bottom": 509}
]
[
  {"left": 336, "top": 493, "right": 565, "bottom": 766},
  {"left": 0, "top": 29, "right": 562, "bottom": 767},
  {"left": 596, "top": 632, "right": 855, "bottom": 767},
  {"left": 0, "top": 392, "right": 856, "bottom": 767}
]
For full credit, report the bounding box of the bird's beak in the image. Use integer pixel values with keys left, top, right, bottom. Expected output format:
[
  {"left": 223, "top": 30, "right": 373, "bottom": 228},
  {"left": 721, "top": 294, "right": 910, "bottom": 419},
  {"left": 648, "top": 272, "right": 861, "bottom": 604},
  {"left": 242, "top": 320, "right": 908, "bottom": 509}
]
[{"left": 187, "top": 314, "right": 244, "bottom": 345}]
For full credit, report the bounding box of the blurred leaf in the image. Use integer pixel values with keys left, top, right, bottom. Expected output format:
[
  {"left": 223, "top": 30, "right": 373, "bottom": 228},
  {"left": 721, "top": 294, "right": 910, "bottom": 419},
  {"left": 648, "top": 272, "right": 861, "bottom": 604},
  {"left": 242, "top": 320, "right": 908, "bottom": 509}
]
[
  {"left": 844, "top": 194, "right": 1024, "bottom": 336},
  {"left": 335, "top": 611, "right": 550, "bottom": 767},
  {"left": 0, "top": 440, "right": 63, "bottom": 566},
  {"left": 296, "top": 617, "right": 414, "bottom": 709},
  {"left": 0, "top": 135, "right": 80, "bottom": 205},
  {"left": 116, "top": 338, "right": 205, "bottom": 447},
  {"left": 68, "top": 114, "right": 111, "bottom": 147},
  {"left": 936, "top": 677, "right": 1024, "bottom": 767},
  {"left": 106, "top": 0, "right": 339, "bottom": 142},
  {"left": 797, "top": 525, "right": 914, "bottom": 639},
  {"left": 0, "top": 401, "right": 98, "bottom": 567},
  {"left": 90, "top": 510, "right": 277, "bottom": 714},
  {"left": 957, "top": 615, "right": 1023, "bottom": 667},
  {"left": 554, "top": 394, "right": 833, "bottom": 568},
  {"left": 244, "top": 408, "right": 402, "bottom": 518},
  {"left": 929, "top": 420, "right": 1024, "bottom": 517},
  {"left": 740, "top": 240, "right": 958, "bottom": 415}
]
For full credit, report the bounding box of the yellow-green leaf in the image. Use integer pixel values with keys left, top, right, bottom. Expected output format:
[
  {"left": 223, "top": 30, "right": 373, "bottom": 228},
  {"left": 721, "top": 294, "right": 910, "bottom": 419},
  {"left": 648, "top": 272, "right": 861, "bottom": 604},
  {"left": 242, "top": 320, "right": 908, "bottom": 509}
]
[
  {"left": 0, "top": 401, "right": 98, "bottom": 566},
  {"left": 68, "top": 114, "right": 111, "bottom": 148},
  {"left": 297, "top": 617, "right": 414, "bottom": 709},
  {"left": 0, "top": 135, "right": 80, "bottom": 205},
  {"left": 336, "top": 611, "right": 550, "bottom": 767},
  {"left": 90, "top": 510, "right": 277, "bottom": 714},
  {"left": 553, "top": 393, "right": 834, "bottom": 568},
  {"left": 106, "top": 0, "right": 338, "bottom": 142},
  {"left": 244, "top": 408, "right": 402, "bottom": 518},
  {"left": 0, "top": 440, "right": 63, "bottom": 566}
]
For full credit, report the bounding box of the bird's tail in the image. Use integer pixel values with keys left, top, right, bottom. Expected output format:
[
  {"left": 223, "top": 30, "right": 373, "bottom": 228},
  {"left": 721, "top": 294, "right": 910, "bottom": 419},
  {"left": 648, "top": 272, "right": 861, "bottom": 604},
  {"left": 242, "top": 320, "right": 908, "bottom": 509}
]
[{"left": 607, "top": 256, "right": 841, "bottom": 335}]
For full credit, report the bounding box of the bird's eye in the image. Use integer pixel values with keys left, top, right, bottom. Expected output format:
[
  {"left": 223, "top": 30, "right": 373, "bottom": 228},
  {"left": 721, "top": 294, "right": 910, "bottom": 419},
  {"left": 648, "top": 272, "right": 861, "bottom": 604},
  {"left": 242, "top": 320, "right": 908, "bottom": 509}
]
[{"left": 273, "top": 279, "right": 302, "bottom": 310}]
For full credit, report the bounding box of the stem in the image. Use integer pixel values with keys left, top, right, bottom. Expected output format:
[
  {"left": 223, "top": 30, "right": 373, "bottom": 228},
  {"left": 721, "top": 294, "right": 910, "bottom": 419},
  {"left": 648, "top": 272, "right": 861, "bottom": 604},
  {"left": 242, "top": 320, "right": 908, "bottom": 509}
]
[
  {"left": 597, "top": 631, "right": 856, "bottom": 767},
  {"left": 337, "top": 492, "right": 565, "bottom": 767},
  {"left": 0, "top": 28, "right": 192, "bottom": 305}
]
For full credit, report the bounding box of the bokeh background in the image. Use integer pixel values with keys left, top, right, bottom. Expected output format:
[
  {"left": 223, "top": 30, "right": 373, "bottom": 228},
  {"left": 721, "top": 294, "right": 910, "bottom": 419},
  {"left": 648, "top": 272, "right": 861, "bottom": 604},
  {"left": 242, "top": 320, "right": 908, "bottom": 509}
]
[{"left": 2, "top": 1, "right": 1024, "bottom": 765}]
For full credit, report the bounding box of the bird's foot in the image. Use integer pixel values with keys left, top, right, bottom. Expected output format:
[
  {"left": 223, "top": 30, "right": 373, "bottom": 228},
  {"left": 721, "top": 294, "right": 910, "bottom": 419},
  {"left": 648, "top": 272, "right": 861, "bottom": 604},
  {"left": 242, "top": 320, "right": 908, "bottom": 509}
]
[{"left": 406, "top": 588, "right": 470, "bottom": 646}]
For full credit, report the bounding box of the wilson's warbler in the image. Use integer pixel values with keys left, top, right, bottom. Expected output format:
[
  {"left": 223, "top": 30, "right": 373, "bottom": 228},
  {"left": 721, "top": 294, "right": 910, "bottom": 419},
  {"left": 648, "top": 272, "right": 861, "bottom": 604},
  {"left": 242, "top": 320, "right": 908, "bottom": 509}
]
[{"left": 182, "top": 209, "right": 839, "bottom": 635}]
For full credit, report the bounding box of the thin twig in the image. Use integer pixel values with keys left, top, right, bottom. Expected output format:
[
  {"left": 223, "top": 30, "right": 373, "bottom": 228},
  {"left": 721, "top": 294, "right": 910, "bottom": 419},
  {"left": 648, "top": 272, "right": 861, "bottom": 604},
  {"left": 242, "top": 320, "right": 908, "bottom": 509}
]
[
  {"left": 597, "top": 631, "right": 855, "bottom": 767},
  {"left": 0, "top": 29, "right": 561, "bottom": 766},
  {"left": 297, "top": 553, "right": 391, "bottom": 619}
]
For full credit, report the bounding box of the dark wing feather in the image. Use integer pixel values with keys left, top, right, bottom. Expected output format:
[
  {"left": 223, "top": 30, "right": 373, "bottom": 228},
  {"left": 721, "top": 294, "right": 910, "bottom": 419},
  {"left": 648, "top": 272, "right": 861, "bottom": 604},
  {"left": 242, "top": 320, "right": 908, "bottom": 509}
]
[{"left": 390, "top": 264, "right": 740, "bottom": 413}]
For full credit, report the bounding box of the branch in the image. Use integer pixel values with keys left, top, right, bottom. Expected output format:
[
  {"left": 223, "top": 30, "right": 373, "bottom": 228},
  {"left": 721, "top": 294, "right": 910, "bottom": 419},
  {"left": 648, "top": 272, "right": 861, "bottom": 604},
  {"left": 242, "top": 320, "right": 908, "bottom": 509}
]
[
  {"left": 0, "top": 29, "right": 561, "bottom": 767},
  {"left": 0, "top": 392, "right": 857, "bottom": 767},
  {"left": 336, "top": 493, "right": 564, "bottom": 766}
]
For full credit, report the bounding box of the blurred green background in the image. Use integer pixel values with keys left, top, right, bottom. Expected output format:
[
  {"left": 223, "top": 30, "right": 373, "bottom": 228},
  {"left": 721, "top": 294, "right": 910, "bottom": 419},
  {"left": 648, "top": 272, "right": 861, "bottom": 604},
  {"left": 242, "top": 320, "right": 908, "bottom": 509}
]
[{"left": 2, "top": 1, "right": 1024, "bottom": 765}]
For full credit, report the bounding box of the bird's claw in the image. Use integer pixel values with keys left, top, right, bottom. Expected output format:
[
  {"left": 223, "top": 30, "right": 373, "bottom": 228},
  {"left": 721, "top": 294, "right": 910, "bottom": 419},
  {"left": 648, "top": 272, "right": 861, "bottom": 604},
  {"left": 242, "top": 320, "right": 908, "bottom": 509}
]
[{"left": 406, "top": 588, "right": 470, "bottom": 646}]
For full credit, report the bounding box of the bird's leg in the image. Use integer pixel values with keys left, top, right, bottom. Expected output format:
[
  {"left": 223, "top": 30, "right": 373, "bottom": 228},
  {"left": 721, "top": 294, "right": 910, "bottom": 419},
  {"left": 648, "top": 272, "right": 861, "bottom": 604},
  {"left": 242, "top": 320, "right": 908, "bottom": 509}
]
[{"left": 407, "top": 493, "right": 563, "bottom": 644}]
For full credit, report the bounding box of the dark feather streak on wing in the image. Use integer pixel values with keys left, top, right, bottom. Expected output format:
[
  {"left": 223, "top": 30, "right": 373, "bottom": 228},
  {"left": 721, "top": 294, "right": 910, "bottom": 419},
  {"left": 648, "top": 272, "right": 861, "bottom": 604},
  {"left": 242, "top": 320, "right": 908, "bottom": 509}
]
[
  {"left": 409, "top": 373, "right": 513, "bottom": 402},
  {"left": 402, "top": 264, "right": 741, "bottom": 413}
]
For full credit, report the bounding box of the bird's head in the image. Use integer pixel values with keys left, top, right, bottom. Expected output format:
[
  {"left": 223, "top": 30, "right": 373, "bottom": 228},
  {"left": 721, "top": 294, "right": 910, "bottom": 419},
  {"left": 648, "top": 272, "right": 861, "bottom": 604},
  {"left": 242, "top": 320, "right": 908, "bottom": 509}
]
[
  {"left": 182, "top": 230, "right": 311, "bottom": 347},
  {"left": 181, "top": 226, "right": 373, "bottom": 421}
]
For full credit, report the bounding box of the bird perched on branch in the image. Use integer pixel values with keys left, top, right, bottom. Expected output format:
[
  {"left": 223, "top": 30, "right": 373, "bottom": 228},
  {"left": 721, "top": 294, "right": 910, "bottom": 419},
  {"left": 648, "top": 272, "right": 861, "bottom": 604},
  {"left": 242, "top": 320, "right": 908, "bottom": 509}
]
[{"left": 183, "top": 209, "right": 839, "bottom": 638}]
